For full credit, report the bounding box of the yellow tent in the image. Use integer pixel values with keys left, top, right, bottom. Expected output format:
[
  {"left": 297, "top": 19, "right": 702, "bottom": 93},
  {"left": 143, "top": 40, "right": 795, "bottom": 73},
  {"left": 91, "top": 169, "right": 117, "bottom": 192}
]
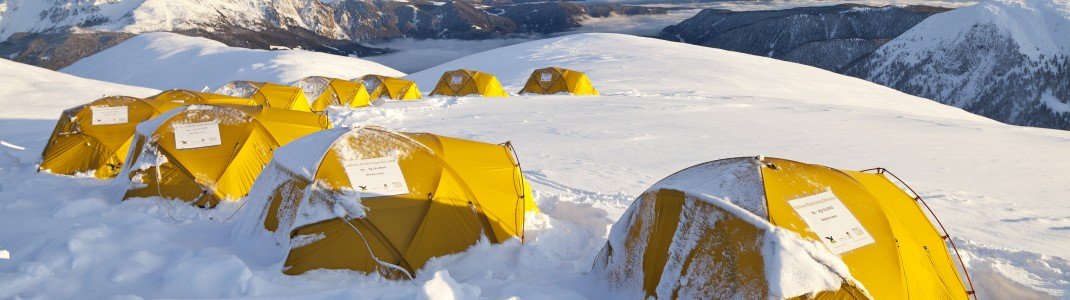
[
  {"left": 293, "top": 76, "right": 372, "bottom": 112},
  {"left": 215, "top": 81, "right": 313, "bottom": 112},
  {"left": 519, "top": 67, "right": 598, "bottom": 96},
  {"left": 357, "top": 75, "right": 422, "bottom": 100},
  {"left": 593, "top": 157, "right": 974, "bottom": 299},
  {"left": 39, "top": 91, "right": 259, "bottom": 178},
  {"left": 429, "top": 69, "right": 508, "bottom": 98},
  {"left": 240, "top": 126, "right": 538, "bottom": 277},
  {"left": 120, "top": 105, "right": 331, "bottom": 207}
]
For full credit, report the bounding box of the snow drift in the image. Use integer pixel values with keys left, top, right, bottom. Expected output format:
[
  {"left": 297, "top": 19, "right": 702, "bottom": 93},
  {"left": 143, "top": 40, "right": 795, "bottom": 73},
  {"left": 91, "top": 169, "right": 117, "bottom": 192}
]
[
  {"left": 0, "top": 58, "right": 157, "bottom": 120},
  {"left": 61, "top": 32, "right": 403, "bottom": 91}
]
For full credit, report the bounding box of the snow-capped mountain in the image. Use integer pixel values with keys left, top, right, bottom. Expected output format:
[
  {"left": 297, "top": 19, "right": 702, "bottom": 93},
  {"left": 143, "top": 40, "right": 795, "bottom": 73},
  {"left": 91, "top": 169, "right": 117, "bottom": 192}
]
[
  {"left": 846, "top": 0, "right": 1070, "bottom": 130},
  {"left": 61, "top": 32, "right": 404, "bottom": 91},
  {"left": 658, "top": 4, "right": 948, "bottom": 71},
  {"left": 0, "top": 0, "right": 666, "bottom": 69}
]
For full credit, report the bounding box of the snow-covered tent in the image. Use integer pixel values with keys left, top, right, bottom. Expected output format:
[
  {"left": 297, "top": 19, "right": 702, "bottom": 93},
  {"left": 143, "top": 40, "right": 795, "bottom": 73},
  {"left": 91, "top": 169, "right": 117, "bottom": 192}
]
[
  {"left": 39, "top": 91, "right": 258, "bottom": 178},
  {"left": 214, "top": 81, "right": 313, "bottom": 112},
  {"left": 519, "top": 67, "right": 598, "bottom": 96},
  {"left": 236, "top": 126, "right": 538, "bottom": 278},
  {"left": 120, "top": 105, "right": 331, "bottom": 207},
  {"left": 292, "top": 76, "right": 372, "bottom": 112},
  {"left": 593, "top": 157, "right": 973, "bottom": 299},
  {"left": 429, "top": 69, "right": 508, "bottom": 98},
  {"left": 358, "top": 74, "right": 422, "bottom": 100}
]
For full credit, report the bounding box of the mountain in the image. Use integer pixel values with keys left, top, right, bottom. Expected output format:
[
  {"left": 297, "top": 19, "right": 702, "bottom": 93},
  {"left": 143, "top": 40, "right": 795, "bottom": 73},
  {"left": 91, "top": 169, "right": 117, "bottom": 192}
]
[
  {"left": 0, "top": 57, "right": 157, "bottom": 119},
  {"left": 61, "top": 32, "right": 404, "bottom": 91},
  {"left": 658, "top": 4, "right": 949, "bottom": 71},
  {"left": 0, "top": 0, "right": 666, "bottom": 69},
  {"left": 0, "top": 33, "right": 1067, "bottom": 299},
  {"left": 845, "top": 0, "right": 1070, "bottom": 130}
]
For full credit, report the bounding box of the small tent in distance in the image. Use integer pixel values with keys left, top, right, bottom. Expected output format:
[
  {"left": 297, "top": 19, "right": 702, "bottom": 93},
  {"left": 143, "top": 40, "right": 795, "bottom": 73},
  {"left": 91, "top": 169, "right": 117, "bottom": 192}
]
[
  {"left": 358, "top": 74, "right": 422, "bottom": 100},
  {"left": 292, "top": 76, "right": 372, "bottom": 112},
  {"left": 215, "top": 81, "right": 313, "bottom": 112},
  {"left": 593, "top": 157, "right": 973, "bottom": 299},
  {"left": 120, "top": 105, "right": 331, "bottom": 207},
  {"left": 237, "top": 126, "right": 539, "bottom": 278},
  {"left": 429, "top": 69, "right": 508, "bottom": 98},
  {"left": 39, "top": 91, "right": 258, "bottom": 178},
  {"left": 520, "top": 67, "right": 598, "bottom": 96}
]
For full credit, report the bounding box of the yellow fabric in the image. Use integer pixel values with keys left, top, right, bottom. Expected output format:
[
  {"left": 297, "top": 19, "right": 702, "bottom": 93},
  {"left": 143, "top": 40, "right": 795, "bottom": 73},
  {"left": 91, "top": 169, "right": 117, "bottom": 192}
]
[
  {"left": 595, "top": 188, "right": 866, "bottom": 299},
  {"left": 760, "top": 158, "right": 969, "bottom": 300},
  {"left": 255, "top": 127, "right": 536, "bottom": 276},
  {"left": 38, "top": 91, "right": 260, "bottom": 178},
  {"left": 846, "top": 171, "right": 969, "bottom": 300},
  {"left": 359, "top": 75, "right": 422, "bottom": 100},
  {"left": 297, "top": 76, "right": 372, "bottom": 112},
  {"left": 520, "top": 67, "right": 599, "bottom": 96},
  {"left": 122, "top": 105, "right": 330, "bottom": 207},
  {"left": 251, "top": 83, "right": 313, "bottom": 112},
  {"left": 429, "top": 69, "right": 508, "bottom": 98}
]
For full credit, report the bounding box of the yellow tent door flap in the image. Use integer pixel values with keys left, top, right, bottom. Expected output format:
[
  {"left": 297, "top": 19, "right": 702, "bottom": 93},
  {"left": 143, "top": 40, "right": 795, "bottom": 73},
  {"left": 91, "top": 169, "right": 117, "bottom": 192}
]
[
  {"left": 520, "top": 67, "right": 598, "bottom": 96},
  {"left": 241, "top": 126, "right": 538, "bottom": 278},
  {"left": 593, "top": 157, "right": 972, "bottom": 299},
  {"left": 429, "top": 69, "right": 508, "bottom": 98},
  {"left": 358, "top": 75, "right": 422, "bottom": 100},
  {"left": 39, "top": 91, "right": 262, "bottom": 178},
  {"left": 293, "top": 76, "right": 372, "bottom": 112},
  {"left": 120, "top": 104, "right": 330, "bottom": 207}
]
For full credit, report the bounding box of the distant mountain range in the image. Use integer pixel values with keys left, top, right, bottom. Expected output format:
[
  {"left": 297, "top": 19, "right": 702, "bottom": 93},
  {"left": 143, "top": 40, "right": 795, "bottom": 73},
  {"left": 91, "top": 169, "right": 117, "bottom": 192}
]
[
  {"left": 660, "top": 1, "right": 1070, "bottom": 131},
  {"left": 0, "top": 0, "right": 665, "bottom": 69}
]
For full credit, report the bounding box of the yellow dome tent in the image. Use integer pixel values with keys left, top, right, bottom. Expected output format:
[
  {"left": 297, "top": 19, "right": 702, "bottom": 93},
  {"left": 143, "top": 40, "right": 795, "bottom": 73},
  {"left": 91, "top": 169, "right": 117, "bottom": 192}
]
[
  {"left": 429, "top": 69, "right": 508, "bottom": 98},
  {"left": 593, "top": 157, "right": 974, "bottom": 299},
  {"left": 293, "top": 76, "right": 372, "bottom": 112},
  {"left": 120, "top": 105, "right": 331, "bottom": 207},
  {"left": 519, "top": 67, "right": 598, "bottom": 96},
  {"left": 239, "top": 126, "right": 538, "bottom": 278},
  {"left": 215, "top": 81, "right": 313, "bottom": 112},
  {"left": 357, "top": 74, "right": 422, "bottom": 100},
  {"left": 39, "top": 91, "right": 258, "bottom": 178}
]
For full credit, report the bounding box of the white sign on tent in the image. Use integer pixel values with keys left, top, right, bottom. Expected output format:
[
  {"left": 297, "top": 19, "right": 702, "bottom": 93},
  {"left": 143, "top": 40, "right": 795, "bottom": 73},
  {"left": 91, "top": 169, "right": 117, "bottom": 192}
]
[
  {"left": 343, "top": 155, "right": 409, "bottom": 197},
  {"left": 173, "top": 121, "right": 222, "bottom": 150},
  {"left": 91, "top": 106, "right": 128, "bottom": 125},
  {"left": 788, "top": 189, "right": 876, "bottom": 254}
]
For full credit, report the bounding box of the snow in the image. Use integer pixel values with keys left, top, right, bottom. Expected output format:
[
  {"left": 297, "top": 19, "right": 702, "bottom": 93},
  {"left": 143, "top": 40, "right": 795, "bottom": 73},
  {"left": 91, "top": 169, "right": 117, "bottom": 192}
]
[
  {"left": 0, "top": 0, "right": 346, "bottom": 40},
  {"left": 61, "top": 32, "right": 404, "bottom": 91},
  {"left": 879, "top": 0, "right": 1070, "bottom": 60},
  {"left": 0, "top": 58, "right": 158, "bottom": 120},
  {"left": 1, "top": 33, "right": 1069, "bottom": 298}
]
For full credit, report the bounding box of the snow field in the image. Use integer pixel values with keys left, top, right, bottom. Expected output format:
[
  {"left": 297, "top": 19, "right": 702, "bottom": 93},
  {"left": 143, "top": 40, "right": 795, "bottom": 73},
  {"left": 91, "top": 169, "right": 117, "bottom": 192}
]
[{"left": 0, "top": 33, "right": 1068, "bottom": 298}]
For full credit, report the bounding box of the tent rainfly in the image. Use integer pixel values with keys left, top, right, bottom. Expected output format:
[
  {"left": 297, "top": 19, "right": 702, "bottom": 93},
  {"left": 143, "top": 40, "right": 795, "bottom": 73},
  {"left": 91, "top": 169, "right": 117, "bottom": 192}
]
[
  {"left": 429, "top": 69, "right": 508, "bottom": 98},
  {"left": 519, "top": 67, "right": 598, "bottom": 96},
  {"left": 593, "top": 157, "right": 974, "bottom": 299},
  {"left": 119, "top": 104, "right": 331, "bottom": 207},
  {"left": 215, "top": 81, "right": 313, "bottom": 112},
  {"left": 358, "top": 75, "right": 422, "bottom": 100},
  {"left": 39, "top": 91, "right": 258, "bottom": 178},
  {"left": 237, "top": 126, "right": 539, "bottom": 278},
  {"left": 293, "top": 76, "right": 372, "bottom": 112}
]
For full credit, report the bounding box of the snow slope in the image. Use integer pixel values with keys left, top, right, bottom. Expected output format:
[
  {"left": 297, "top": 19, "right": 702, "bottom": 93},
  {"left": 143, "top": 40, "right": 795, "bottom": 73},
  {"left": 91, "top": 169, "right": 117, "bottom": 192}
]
[
  {"left": 61, "top": 32, "right": 404, "bottom": 91},
  {"left": 0, "top": 58, "right": 158, "bottom": 120},
  {"left": 1, "top": 33, "right": 1068, "bottom": 298}
]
